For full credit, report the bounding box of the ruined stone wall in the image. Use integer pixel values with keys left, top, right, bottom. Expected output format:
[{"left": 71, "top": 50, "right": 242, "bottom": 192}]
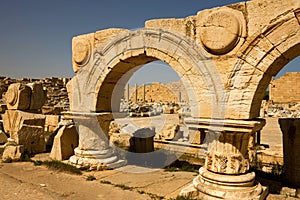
[
  {"left": 126, "top": 81, "right": 189, "bottom": 104},
  {"left": 270, "top": 72, "right": 300, "bottom": 103},
  {"left": 0, "top": 77, "right": 70, "bottom": 114}
]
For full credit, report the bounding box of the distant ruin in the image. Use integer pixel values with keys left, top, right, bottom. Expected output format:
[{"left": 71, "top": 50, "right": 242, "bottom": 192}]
[
  {"left": 125, "top": 81, "right": 188, "bottom": 104},
  {"left": 270, "top": 72, "right": 300, "bottom": 103}
]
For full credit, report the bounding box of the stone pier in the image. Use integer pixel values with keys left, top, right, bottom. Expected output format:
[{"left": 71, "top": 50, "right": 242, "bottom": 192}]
[
  {"left": 64, "top": 112, "right": 126, "bottom": 170},
  {"left": 181, "top": 118, "right": 268, "bottom": 199}
]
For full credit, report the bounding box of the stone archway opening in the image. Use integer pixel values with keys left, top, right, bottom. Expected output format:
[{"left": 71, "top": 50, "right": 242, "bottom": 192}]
[
  {"left": 257, "top": 56, "right": 300, "bottom": 190},
  {"left": 66, "top": 28, "right": 223, "bottom": 172},
  {"left": 105, "top": 59, "right": 194, "bottom": 168}
]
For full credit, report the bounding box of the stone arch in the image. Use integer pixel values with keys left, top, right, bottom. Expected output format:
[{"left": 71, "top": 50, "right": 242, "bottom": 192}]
[
  {"left": 226, "top": 9, "right": 300, "bottom": 119},
  {"left": 68, "top": 28, "right": 225, "bottom": 119}
]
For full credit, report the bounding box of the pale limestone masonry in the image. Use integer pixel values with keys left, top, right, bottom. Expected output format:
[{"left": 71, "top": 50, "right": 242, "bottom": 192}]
[
  {"left": 68, "top": 0, "right": 299, "bottom": 198},
  {"left": 2, "top": 110, "right": 46, "bottom": 154},
  {"left": 270, "top": 72, "right": 300, "bottom": 103}
]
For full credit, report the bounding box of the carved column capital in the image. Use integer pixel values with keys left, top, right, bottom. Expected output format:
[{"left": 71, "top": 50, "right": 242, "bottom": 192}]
[{"left": 185, "top": 118, "right": 265, "bottom": 174}]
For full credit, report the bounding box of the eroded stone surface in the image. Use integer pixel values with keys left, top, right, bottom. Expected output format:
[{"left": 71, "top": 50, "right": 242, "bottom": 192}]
[
  {"left": 2, "top": 110, "right": 46, "bottom": 154},
  {"left": 5, "top": 83, "right": 31, "bottom": 110},
  {"left": 2, "top": 145, "right": 24, "bottom": 161},
  {"left": 199, "top": 9, "right": 243, "bottom": 54}
]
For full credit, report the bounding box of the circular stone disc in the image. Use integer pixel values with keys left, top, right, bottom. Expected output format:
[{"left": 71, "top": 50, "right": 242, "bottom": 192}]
[
  {"left": 200, "top": 11, "right": 241, "bottom": 55},
  {"left": 6, "top": 85, "right": 18, "bottom": 105},
  {"left": 73, "top": 40, "right": 90, "bottom": 65}
]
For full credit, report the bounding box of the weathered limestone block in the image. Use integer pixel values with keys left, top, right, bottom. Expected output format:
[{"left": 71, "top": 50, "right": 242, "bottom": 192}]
[
  {"left": 2, "top": 145, "right": 24, "bottom": 161},
  {"left": 2, "top": 110, "right": 45, "bottom": 135},
  {"left": 1, "top": 110, "right": 46, "bottom": 154},
  {"left": 26, "top": 82, "right": 45, "bottom": 110},
  {"left": 110, "top": 132, "right": 132, "bottom": 150},
  {"left": 145, "top": 18, "right": 193, "bottom": 39},
  {"left": 11, "top": 125, "right": 46, "bottom": 154},
  {"left": 5, "top": 83, "right": 31, "bottom": 110},
  {"left": 188, "top": 129, "right": 204, "bottom": 145},
  {"left": 50, "top": 125, "right": 78, "bottom": 160},
  {"left": 246, "top": 0, "right": 299, "bottom": 36},
  {"left": 45, "top": 115, "right": 60, "bottom": 132},
  {"left": 158, "top": 124, "right": 180, "bottom": 141}
]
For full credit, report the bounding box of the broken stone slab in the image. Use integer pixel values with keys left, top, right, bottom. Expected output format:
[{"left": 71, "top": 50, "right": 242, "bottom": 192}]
[
  {"left": 50, "top": 125, "right": 79, "bottom": 160},
  {"left": 2, "top": 110, "right": 45, "bottom": 135},
  {"left": 2, "top": 145, "right": 24, "bottom": 161},
  {"left": 5, "top": 83, "right": 31, "bottom": 110}
]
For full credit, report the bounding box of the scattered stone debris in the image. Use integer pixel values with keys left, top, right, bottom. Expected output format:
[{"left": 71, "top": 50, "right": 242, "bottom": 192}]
[
  {"left": 260, "top": 100, "right": 300, "bottom": 118},
  {"left": 0, "top": 76, "right": 70, "bottom": 115},
  {"left": 0, "top": 78, "right": 68, "bottom": 161}
]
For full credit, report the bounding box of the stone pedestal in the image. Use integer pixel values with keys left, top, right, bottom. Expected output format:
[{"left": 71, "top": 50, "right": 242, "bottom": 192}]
[
  {"left": 64, "top": 112, "right": 126, "bottom": 170},
  {"left": 180, "top": 118, "right": 268, "bottom": 200}
]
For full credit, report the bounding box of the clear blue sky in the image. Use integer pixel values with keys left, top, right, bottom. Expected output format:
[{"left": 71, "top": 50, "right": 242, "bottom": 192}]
[{"left": 0, "top": 0, "right": 298, "bottom": 84}]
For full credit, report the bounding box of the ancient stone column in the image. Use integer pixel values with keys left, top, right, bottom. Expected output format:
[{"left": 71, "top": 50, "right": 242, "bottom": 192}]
[
  {"left": 135, "top": 83, "right": 138, "bottom": 103},
  {"left": 66, "top": 112, "right": 126, "bottom": 170},
  {"left": 126, "top": 83, "right": 130, "bottom": 103},
  {"left": 181, "top": 118, "right": 268, "bottom": 200},
  {"left": 143, "top": 84, "right": 146, "bottom": 103}
]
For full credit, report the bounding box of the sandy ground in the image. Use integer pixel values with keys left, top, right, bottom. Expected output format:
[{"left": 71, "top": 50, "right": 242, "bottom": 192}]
[
  {"left": 0, "top": 116, "right": 299, "bottom": 200},
  {"left": 0, "top": 161, "right": 194, "bottom": 200}
]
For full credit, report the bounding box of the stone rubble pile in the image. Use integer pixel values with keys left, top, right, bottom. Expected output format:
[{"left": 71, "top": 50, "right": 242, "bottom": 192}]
[
  {"left": 0, "top": 79, "right": 76, "bottom": 162},
  {"left": 261, "top": 100, "right": 300, "bottom": 118},
  {"left": 0, "top": 76, "right": 70, "bottom": 115}
]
